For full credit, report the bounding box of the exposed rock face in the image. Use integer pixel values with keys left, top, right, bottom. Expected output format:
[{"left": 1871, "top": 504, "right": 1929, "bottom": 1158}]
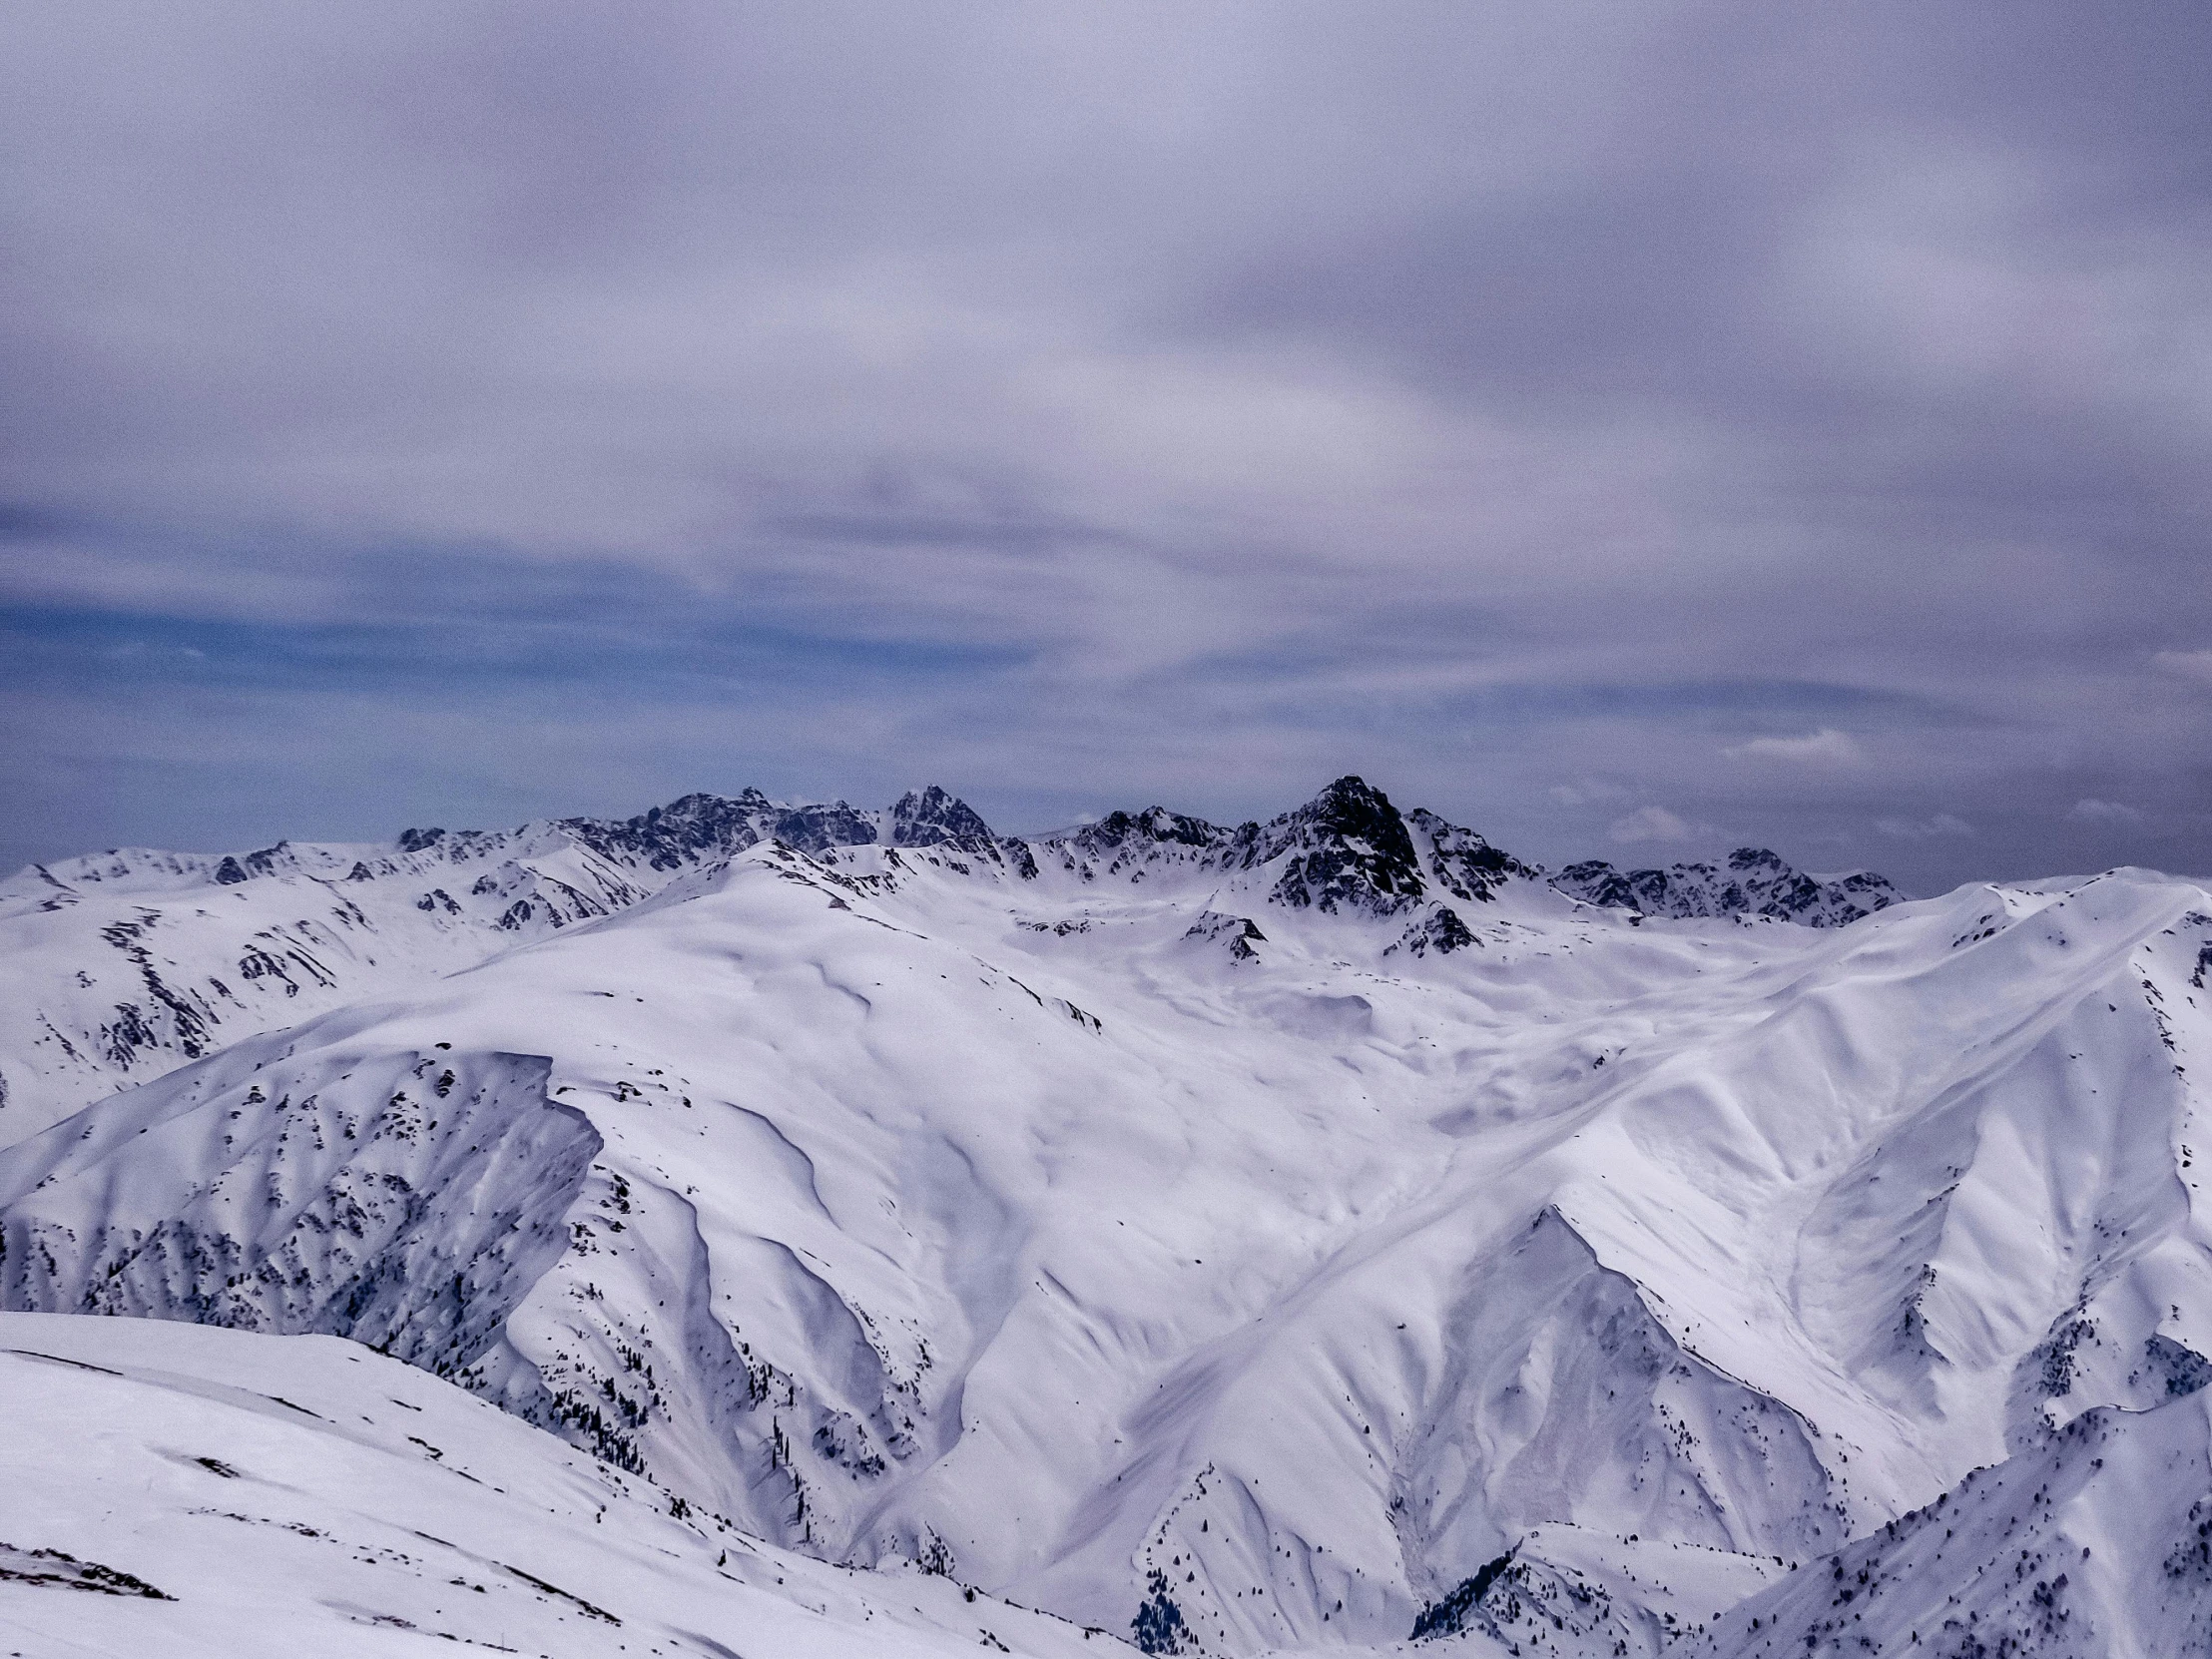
[
  {"left": 1550, "top": 846, "right": 1901, "bottom": 928},
  {"left": 1391, "top": 903, "right": 1477, "bottom": 956},
  {"left": 1071, "top": 807, "right": 1226, "bottom": 856},
  {"left": 1409, "top": 807, "right": 1534, "bottom": 903},
  {"left": 1045, "top": 776, "right": 1532, "bottom": 921},
  {"left": 1184, "top": 910, "right": 1268, "bottom": 962},
  {"left": 1247, "top": 776, "right": 1427, "bottom": 916},
  {"left": 888, "top": 785, "right": 996, "bottom": 848},
  {"left": 558, "top": 789, "right": 877, "bottom": 867},
  {"left": 0, "top": 1048, "right": 596, "bottom": 1394}
]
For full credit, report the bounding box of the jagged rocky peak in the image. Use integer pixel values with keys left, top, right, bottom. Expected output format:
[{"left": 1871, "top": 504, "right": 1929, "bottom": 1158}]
[
  {"left": 393, "top": 825, "right": 501, "bottom": 859},
  {"left": 559, "top": 790, "right": 775, "bottom": 869},
  {"left": 1041, "top": 776, "right": 1529, "bottom": 919},
  {"left": 766, "top": 799, "right": 883, "bottom": 854},
  {"left": 1551, "top": 844, "right": 1900, "bottom": 928},
  {"left": 195, "top": 784, "right": 1010, "bottom": 895},
  {"left": 1406, "top": 807, "right": 1534, "bottom": 904},
  {"left": 1069, "top": 806, "right": 1230, "bottom": 857},
  {"left": 617, "top": 789, "right": 890, "bottom": 862},
  {"left": 552, "top": 788, "right": 901, "bottom": 869},
  {"left": 1250, "top": 775, "right": 1428, "bottom": 915},
  {"left": 888, "top": 785, "right": 995, "bottom": 848},
  {"left": 211, "top": 841, "right": 315, "bottom": 884}
]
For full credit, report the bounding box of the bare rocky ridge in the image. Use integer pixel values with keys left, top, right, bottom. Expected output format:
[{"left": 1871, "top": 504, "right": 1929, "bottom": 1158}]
[{"left": 1549, "top": 846, "right": 1900, "bottom": 929}]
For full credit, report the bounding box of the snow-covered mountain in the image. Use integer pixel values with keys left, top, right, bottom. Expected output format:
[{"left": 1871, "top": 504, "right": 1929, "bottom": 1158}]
[
  {"left": 2, "top": 776, "right": 2208, "bottom": 1658},
  {"left": 1683, "top": 1385, "right": 2212, "bottom": 1659},
  {"left": 1548, "top": 847, "right": 1900, "bottom": 928},
  {"left": 0, "top": 779, "right": 1531, "bottom": 1140},
  {"left": 0, "top": 784, "right": 1028, "bottom": 1137}
]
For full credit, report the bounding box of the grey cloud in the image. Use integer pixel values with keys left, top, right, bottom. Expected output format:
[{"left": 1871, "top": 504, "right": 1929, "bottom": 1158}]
[
  {"left": 1609, "top": 806, "right": 1707, "bottom": 846},
  {"left": 1725, "top": 731, "right": 1868, "bottom": 767},
  {"left": 1, "top": 2, "right": 2208, "bottom": 886},
  {"left": 2069, "top": 799, "right": 2145, "bottom": 826},
  {"left": 1876, "top": 814, "right": 1974, "bottom": 841}
]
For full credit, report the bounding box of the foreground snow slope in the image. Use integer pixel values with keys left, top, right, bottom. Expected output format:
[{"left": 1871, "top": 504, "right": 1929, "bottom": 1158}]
[
  {"left": 1, "top": 779, "right": 2208, "bottom": 1656},
  {"left": 0, "top": 1310, "right": 1119, "bottom": 1658}
]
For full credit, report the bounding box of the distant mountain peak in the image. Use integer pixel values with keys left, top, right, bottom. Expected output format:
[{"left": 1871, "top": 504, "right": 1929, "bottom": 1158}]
[
  {"left": 1550, "top": 845, "right": 1900, "bottom": 928},
  {"left": 35, "top": 777, "right": 1904, "bottom": 943},
  {"left": 889, "top": 785, "right": 995, "bottom": 847},
  {"left": 1252, "top": 775, "right": 1427, "bottom": 916},
  {"left": 1031, "top": 777, "right": 1529, "bottom": 921},
  {"left": 1076, "top": 806, "right": 1225, "bottom": 852}
]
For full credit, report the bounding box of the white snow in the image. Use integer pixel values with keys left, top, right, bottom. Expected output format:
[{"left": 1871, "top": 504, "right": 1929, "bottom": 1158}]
[
  {"left": 2, "top": 781, "right": 2208, "bottom": 1657},
  {"left": 0, "top": 1311, "right": 1117, "bottom": 1657}
]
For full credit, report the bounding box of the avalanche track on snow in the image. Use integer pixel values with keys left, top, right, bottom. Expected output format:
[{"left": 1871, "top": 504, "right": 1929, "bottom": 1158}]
[{"left": 1, "top": 776, "right": 2208, "bottom": 1659}]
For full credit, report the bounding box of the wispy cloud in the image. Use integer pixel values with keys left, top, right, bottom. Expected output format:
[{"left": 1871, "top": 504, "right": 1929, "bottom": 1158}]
[
  {"left": 1549, "top": 779, "right": 1630, "bottom": 808},
  {"left": 2068, "top": 799, "right": 2144, "bottom": 825},
  {"left": 1609, "top": 805, "right": 1709, "bottom": 845},
  {"left": 2152, "top": 650, "right": 2212, "bottom": 686},
  {"left": 1876, "top": 813, "right": 1974, "bottom": 839},
  {"left": 1724, "top": 729, "right": 1867, "bottom": 767}
]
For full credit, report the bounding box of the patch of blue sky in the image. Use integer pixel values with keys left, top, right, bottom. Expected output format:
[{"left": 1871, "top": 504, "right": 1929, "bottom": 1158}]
[{"left": 0, "top": 600, "right": 1027, "bottom": 701}]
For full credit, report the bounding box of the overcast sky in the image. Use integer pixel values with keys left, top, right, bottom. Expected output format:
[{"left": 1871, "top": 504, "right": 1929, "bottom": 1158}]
[{"left": 3, "top": 2, "right": 2208, "bottom": 889}]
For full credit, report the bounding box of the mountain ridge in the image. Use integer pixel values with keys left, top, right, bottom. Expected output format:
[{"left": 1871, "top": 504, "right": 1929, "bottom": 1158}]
[
  {"left": 0, "top": 777, "right": 1878, "bottom": 1136},
  {"left": 3, "top": 779, "right": 2200, "bottom": 1659}
]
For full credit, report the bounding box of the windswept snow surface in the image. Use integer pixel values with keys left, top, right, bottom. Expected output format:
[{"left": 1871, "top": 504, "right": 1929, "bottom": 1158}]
[
  {"left": 2, "top": 777, "right": 2210, "bottom": 1658},
  {"left": 0, "top": 785, "right": 1027, "bottom": 1135},
  {"left": 0, "top": 1311, "right": 1118, "bottom": 1657}
]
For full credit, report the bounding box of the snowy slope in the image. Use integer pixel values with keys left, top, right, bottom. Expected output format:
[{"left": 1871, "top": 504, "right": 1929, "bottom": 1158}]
[
  {"left": 1687, "top": 1384, "right": 2212, "bottom": 1658},
  {"left": 0, "top": 1310, "right": 1124, "bottom": 1657},
  {"left": 0, "top": 786, "right": 1021, "bottom": 1137},
  {"left": 2, "top": 778, "right": 2209, "bottom": 1657}
]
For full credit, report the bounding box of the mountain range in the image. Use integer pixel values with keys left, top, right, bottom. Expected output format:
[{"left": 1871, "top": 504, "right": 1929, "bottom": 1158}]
[{"left": 2, "top": 776, "right": 2205, "bottom": 1659}]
